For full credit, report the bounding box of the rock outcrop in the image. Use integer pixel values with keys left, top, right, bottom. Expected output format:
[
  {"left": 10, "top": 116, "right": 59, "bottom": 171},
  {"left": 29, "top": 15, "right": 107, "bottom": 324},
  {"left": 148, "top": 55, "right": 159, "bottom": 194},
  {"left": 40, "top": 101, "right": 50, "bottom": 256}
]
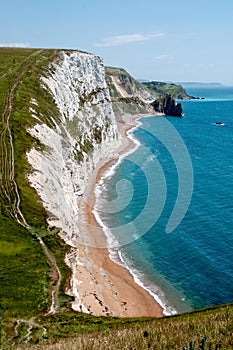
[
  {"left": 151, "top": 94, "right": 183, "bottom": 117},
  {"left": 105, "top": 67, "right": 187, "bottom": 118}
]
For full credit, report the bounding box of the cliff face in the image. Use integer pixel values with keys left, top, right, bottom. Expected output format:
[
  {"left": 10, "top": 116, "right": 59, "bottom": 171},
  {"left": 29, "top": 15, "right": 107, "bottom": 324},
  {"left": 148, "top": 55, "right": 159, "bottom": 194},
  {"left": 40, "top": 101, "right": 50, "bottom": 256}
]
[
  {"left": 5, "top": 49, "right": 184, "bottom": 314},
  {"left": 105, "top": 66, "right": 156, "bottom": 118},
  {"left": 27, "top": 51, "right": 119, "bottom": 244},
  {"left": 105, "top": 66, "right": 158, "bottom": 101},
  {"left": 105, "top": 67, "right": 189, "bottom": 118}
]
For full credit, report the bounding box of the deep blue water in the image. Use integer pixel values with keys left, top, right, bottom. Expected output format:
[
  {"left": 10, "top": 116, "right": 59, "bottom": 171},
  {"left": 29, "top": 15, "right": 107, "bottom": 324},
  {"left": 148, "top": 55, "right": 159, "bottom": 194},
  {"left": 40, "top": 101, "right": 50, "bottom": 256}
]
[{"left": 96, "top": 87, "right": 233, "bottom": 314}]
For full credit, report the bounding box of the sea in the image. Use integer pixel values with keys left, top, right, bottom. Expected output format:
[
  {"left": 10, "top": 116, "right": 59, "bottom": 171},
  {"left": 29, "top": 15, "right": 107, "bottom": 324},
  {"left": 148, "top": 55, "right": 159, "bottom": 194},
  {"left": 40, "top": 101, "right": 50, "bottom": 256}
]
[{"left": 94, "top": 86, "right": 233, "bottom": 315}]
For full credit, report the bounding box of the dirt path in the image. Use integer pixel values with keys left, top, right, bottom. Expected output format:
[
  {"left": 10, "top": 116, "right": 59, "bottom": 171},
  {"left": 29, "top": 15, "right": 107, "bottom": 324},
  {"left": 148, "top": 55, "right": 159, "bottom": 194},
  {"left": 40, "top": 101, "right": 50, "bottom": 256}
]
[
  {"left": 0, "top": 50, "right": 62, "bottom": 314},
  {"left": 0, "top": 51, "right": 42, "bottom": 225},
  {"left": 110, "top": 75, "right": 130, "bottom": 98}
]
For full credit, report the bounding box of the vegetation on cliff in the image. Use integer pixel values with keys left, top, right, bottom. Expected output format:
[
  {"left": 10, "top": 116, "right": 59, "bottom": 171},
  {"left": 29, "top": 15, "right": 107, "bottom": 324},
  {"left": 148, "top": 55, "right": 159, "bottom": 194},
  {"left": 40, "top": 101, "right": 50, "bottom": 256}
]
[
  {"left": 0, "top": 48, "right": 232, "bottom": 349},
  {"left": 0, "top": 48, "right": 73, "bottom": 322},
  {"left": 143, "top": 81, "right": 193, "bottom": 100},
  {"left": 151, "top": 94, "right": 183, "bottom": 117},
  {"left": 105, "top": 66, "right": 156, "bottom": 118},
  {"left": 105, "top": 66, "right": 191, "bottom": 118}
]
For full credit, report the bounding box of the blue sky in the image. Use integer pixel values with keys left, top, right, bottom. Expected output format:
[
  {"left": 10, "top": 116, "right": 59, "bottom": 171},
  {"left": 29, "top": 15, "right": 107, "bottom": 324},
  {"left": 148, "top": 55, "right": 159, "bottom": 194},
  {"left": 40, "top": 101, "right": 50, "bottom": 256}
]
[{"left": 1, "top": 0, "right": 233, "bottom": 84}]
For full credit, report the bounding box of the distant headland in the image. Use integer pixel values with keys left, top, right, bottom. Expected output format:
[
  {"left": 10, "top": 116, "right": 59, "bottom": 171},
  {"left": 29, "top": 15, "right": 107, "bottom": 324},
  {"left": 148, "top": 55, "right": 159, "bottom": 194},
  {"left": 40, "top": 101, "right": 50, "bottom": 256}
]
[{"left": 175, "top": 82, "right": 224, "bottom": 88}]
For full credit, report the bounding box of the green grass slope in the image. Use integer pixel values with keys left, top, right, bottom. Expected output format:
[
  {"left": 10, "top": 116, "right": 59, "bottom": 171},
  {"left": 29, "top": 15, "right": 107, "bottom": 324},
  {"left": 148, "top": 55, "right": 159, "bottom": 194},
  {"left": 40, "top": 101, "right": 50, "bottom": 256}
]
[
  {"left": 1, "top": 304, "right": 233, "bottom": 349},
  {"left": 0, "top": 48, "right": 72, "bottom": 322},
  {"left": 142, "top": 81, "right": 192, "bottom": 100},
  {"left": 105, "top": 66, "right": 157, "bottom": 118},
  {"left": 104, "top": 67, "right": 192, "bottom": 118},
  {"left": 0, "top": 48, "right": 232, "bottom": 350}
]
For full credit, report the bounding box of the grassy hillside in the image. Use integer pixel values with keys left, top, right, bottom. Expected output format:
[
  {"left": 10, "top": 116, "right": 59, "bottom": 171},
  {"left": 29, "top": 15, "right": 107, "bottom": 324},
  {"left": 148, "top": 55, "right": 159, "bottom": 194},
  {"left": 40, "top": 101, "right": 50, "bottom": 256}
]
[
  {"left": 0, "top": 48, "right": 72, "bottom": 321},
  {"left": 1, "top": 303, "right": 233, "bottom": 348},
  {"left": 105, "top": 66, "right": 157, "bottom": 117},
  {"left": 0, "top": 48, "right": 232, "bottom": 349},
  {"left": 105, "top": 66, "right": 158, "bottom": 100},
  {"left": 143, "top": 81, "right": 192, "bottom": 100},
  {"left": 104, "top": 67, "right": 191, "bottom": 118}
]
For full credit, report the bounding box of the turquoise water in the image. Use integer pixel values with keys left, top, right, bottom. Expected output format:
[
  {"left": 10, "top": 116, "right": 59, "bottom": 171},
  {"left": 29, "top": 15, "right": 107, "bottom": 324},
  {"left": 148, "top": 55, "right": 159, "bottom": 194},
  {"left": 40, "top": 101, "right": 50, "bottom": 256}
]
[{"left": 96, "top": 87, "right": 233, "bottom": 314}]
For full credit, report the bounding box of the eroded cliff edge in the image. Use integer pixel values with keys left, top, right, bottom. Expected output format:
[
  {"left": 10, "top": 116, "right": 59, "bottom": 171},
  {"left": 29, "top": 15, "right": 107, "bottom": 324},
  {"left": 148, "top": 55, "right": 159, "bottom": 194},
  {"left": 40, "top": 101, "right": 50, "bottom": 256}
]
[{"left": 27, "top": 51, "right": 119, "bottom": 244}]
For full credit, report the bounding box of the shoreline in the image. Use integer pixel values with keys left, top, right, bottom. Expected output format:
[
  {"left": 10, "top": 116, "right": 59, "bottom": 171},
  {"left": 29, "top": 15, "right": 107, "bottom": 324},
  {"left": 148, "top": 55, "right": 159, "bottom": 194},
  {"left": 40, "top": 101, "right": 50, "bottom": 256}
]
[{"left": 75, "top": 112, "right": 165, "bottom": 317}]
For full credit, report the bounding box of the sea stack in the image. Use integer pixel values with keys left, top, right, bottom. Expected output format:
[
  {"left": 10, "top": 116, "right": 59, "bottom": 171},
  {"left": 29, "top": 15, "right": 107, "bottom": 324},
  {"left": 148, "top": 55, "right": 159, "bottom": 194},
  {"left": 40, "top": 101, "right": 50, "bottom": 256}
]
[{"left": 151, "top": 94, "right": 183, "bottom": 117}]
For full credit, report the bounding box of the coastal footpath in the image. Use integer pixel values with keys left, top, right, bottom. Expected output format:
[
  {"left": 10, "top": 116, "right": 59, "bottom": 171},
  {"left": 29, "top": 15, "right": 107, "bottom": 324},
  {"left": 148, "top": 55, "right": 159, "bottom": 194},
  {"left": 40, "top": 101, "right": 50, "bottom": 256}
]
[
  {"left": 1, "top": 47, "right": 232, "bottom": 350},
  {"left": 0, "top": 48, "right": 189, "bottom": 320}
]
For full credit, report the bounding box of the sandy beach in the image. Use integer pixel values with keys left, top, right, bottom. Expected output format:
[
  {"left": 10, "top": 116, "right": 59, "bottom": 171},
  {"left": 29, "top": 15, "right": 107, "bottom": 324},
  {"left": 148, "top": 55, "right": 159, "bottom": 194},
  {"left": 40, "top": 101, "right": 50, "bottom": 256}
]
[{"left": 75, "top": 112, "right": 164, "bottom": 318}]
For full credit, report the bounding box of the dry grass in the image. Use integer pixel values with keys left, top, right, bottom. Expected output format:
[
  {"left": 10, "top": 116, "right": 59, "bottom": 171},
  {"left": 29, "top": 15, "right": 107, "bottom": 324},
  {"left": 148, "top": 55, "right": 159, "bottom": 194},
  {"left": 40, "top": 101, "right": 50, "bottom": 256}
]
[{"left": 1, "top": 304, "right": 232, "bottom": 350}]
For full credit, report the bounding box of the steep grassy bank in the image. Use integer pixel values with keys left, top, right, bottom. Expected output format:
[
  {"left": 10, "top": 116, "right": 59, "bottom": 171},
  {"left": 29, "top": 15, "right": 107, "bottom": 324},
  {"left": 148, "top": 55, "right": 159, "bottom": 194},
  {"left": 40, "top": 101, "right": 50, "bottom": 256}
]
[
  {"left": 1, "top": 48, "right": 232, "bottom": 350},
  {"left": 142, "top": 81, "right": 193, "bottom": 100},
  {"left": 1, "top": 303, "right": 233, "bottom": 349},
  {"left": 104, "top": 66, "right": 192, "bottom": 118},
  {"left": 105, "top": 66, "right": 156, "bottom": 118},
  {"left": 0, "top": 48, "right": 72, "bottom": 320}
]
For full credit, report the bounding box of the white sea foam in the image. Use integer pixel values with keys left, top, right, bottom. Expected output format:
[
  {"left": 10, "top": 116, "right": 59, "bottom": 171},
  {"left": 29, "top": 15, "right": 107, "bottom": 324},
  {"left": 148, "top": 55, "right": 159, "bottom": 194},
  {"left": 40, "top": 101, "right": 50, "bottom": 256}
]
[
  {"left": 116, "top": 251, "right": 177, "bottom": 316},
  {"left": 98, "top": 132, "right": 140, "bottom": 182},
  {"left": 94, "top": 201, "right": 177, "bottom": 315},
  {"left": 93, "top": 116, "right": 177, "bottom": 316}
]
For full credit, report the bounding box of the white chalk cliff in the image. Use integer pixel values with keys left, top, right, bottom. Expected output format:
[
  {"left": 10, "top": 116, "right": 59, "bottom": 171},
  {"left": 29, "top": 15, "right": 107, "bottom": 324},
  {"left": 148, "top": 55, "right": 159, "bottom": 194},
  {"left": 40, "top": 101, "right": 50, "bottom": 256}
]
[{"left": 26, "top": 51, "right": 120, "bottom": 310}]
